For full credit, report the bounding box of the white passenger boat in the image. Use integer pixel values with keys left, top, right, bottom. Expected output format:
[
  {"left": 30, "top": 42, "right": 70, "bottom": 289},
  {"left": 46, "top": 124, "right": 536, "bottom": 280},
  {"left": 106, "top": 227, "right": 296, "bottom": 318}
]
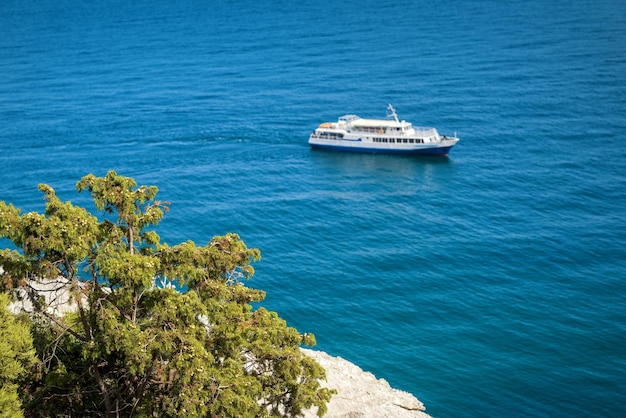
[{"left": 308, "top": 105, "right": 459, "bottom": 156}]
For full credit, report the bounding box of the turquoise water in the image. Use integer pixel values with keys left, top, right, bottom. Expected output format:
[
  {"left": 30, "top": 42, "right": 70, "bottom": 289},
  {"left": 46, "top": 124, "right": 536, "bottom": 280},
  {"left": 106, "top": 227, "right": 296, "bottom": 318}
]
[{"left": 1, "top": 1, "right": 626, "bottom": 416}]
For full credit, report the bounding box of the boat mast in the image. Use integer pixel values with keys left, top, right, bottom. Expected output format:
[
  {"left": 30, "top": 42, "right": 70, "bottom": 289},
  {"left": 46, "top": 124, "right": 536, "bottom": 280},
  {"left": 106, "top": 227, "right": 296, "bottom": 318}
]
[{"left": 387, "top": 104, "right": 400, "bottom": 123}]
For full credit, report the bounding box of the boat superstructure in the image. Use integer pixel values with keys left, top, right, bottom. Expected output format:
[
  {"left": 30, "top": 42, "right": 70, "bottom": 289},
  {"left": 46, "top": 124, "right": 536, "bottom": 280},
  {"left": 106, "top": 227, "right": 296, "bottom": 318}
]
[{"left": 308, "top": 104, "right": 459, "bottom": 156}]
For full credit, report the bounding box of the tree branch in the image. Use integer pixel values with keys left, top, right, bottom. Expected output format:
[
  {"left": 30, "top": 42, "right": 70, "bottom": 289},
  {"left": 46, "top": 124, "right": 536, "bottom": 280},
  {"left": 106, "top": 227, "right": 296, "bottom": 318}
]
[{"left": 40, "top": 309, "right": 88, "bottom": 343}]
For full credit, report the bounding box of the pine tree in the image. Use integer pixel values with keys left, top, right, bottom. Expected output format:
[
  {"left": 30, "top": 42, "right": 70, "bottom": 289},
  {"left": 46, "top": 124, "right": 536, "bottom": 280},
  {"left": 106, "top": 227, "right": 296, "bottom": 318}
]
[
  {"left": 0, "top": 171, "right": 333, "bottom": 417},
  {"left": 0, "top": 293, "right": 37, "bottom": 418}
]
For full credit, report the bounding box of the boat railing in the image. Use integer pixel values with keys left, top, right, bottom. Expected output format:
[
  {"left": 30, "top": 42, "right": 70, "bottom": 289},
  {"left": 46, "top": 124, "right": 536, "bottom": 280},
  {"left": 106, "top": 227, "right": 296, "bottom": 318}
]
[{"left": 353, "top": 126, "right": 387, "bottom": 134}]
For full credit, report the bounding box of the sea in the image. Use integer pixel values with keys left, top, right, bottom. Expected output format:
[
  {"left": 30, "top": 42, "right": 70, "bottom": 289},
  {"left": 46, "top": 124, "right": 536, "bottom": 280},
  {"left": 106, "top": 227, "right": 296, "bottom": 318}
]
[{"left": 1, "top": 0, "right": 625, "bottom": 416}]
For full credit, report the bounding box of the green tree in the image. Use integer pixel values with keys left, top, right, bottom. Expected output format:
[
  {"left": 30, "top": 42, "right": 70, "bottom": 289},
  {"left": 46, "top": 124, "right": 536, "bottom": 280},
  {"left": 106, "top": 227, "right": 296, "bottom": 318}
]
[
  {"left": 0, "top": 293, "right": 38, "bottom": 418},
  {"left": 0, "top": 171, "right": 333, "bottom": 417}
]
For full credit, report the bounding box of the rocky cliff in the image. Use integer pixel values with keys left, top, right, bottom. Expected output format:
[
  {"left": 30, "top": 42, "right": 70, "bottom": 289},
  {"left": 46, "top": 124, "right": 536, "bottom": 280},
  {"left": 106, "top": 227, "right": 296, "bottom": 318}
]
[{"left": 301, "top": 349, "right": 431, "bottom": 418}]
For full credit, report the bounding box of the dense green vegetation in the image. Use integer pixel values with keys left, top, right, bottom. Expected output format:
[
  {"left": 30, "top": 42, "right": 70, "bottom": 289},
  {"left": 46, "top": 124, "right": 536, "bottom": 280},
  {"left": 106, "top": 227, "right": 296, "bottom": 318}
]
[{"left": 0, "top": 171, "right": 333, "bottom": 417}]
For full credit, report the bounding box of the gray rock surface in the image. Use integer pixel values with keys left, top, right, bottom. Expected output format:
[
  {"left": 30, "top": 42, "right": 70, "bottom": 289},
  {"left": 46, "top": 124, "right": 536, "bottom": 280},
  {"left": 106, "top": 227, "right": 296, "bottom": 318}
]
[
  {"left": 301, "top": 348, "right": 432, "bottom": 418},
  {"left": 8, "top": 276, "right": 83, "bottom": 315}
]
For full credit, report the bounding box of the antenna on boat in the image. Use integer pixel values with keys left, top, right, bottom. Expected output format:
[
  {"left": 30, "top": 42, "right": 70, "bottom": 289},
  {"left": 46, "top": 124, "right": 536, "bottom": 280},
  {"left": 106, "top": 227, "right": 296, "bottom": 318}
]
[{"left": 387, "top": 104, "right": 399, "bottom": 123}]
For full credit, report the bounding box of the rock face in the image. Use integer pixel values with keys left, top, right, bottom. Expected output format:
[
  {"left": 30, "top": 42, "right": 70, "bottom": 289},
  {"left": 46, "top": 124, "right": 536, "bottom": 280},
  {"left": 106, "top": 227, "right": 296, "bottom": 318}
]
[
  {"left": 8, "top": 276, "right": 84, "bottom": 316},
  {"left": 301, "top": 349, "right": 432, "bottom": 418}
]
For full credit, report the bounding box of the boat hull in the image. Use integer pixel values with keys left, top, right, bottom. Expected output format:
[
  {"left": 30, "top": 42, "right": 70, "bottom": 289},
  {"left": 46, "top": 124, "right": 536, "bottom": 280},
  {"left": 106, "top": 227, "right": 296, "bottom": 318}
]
[{"left": 309, "top": 142, "right": 455, "bottom": 156}]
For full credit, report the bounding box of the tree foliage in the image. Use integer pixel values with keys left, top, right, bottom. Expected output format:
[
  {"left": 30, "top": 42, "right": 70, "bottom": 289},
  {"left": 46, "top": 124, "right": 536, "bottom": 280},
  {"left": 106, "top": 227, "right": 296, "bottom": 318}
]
[
  {"left": 0, "top": 293, "right": 38, "bottom": 418},
  {"left": 0, "top": 171, "right": 333, "bottom": 417}
]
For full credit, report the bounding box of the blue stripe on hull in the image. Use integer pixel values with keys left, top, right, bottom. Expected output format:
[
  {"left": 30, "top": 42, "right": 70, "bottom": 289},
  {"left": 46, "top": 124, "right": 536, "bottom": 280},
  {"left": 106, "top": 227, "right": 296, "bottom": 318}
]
[{"left": 310, "top": 143, "right": 453, "bottom": 156}]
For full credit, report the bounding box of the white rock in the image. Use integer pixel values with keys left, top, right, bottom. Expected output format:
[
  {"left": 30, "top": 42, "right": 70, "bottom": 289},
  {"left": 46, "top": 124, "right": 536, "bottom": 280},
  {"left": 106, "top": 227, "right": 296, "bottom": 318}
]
[
  {"left": 301, "top": 349, "right": 432, "bottom": 418},
  {"left": 8, "top": 276, "right": 84, "bottom": 316}
]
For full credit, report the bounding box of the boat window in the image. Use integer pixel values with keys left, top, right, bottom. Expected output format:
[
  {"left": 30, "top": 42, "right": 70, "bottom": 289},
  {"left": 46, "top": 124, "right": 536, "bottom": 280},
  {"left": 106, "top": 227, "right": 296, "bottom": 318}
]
[
  {"left": 354, "top": 126, "right": 384, "bottom": 134},
  {"left": 317, "top": 132, "right": 344, "bottom": 140}
]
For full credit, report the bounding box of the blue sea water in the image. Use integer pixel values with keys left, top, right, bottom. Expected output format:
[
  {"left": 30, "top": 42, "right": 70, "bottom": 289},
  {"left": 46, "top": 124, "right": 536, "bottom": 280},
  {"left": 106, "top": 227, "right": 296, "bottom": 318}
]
[{"left": 1, "top": 0, "right": 626, "bottom": 416}]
